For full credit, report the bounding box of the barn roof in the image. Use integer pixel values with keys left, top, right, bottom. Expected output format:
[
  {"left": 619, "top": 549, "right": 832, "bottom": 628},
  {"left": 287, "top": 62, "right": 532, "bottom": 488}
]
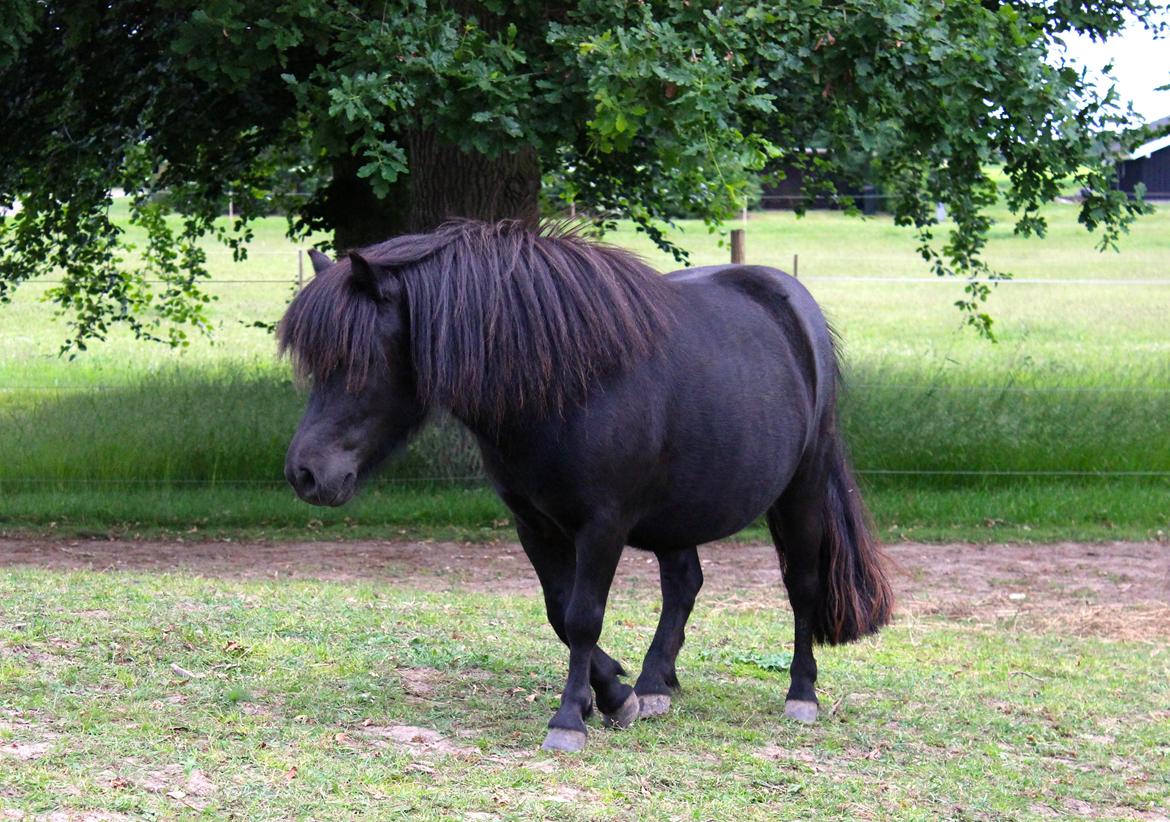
[
  {"left": 1126, "top": 115, "right": 1170, "bottom": 159},
  {"left": 1129, "top": 132, "right": 1170, "bottom": 160}
]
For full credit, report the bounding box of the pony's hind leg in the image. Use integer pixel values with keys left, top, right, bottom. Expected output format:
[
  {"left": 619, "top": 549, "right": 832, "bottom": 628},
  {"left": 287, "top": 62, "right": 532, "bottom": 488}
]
[
  {"left": 766, "top": 495, "right": 823, "bottom": 724},
  {"left": 515, "top": 520, "right": 636, "bottom": 746},
  {"left": 767, "top": 443, "right": 893, "bottom": 725},
  {"left": 633, "top": 546, "right": 703, "bottom": 718}
]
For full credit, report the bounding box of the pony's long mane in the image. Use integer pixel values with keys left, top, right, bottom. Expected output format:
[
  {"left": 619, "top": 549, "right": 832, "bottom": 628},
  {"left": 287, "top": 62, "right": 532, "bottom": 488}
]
[{"left": 278, "top": 220, "right": 675, "bottom": 421}]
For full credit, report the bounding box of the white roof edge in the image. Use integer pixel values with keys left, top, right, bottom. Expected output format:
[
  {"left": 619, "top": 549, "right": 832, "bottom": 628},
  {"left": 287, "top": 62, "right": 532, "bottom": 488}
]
[{"left": 1130, "top": 132, "right": 1170, "bottom": 159}]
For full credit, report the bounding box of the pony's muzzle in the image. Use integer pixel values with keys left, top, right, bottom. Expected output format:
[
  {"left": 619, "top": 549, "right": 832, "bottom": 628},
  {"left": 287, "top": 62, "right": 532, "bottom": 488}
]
[{"left": 285, "top": 457, "right": 357, "bottom": 507}]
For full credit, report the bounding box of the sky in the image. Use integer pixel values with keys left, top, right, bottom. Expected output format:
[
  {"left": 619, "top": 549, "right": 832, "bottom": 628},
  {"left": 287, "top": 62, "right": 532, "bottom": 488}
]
[{"left": 1054, "top": 17, "right": 1170, "bottom": 125}]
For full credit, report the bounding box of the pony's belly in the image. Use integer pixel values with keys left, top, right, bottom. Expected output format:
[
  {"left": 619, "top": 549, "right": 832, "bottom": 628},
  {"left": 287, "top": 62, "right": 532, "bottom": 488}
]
[
  {"left": 629, "top": 475, "right": 789, "bottom": 549},
  {"left": 626, "top": 420, "right": 804, "bottom": 548}
]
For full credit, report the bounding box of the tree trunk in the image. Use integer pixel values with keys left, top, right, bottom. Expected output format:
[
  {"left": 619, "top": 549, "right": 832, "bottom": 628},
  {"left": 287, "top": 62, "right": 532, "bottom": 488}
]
[
  {"left": 321, "top": 154, "right": 412, "bottom": 252},
  {"left": 406, "top": 129, "right": 540, "bottom": 232},
  {"left": 325, "top": 134, "right": 541, "bottom": 251}
]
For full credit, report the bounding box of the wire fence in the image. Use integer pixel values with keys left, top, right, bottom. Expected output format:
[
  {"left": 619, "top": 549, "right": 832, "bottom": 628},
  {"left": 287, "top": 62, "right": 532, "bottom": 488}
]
[
  {"left": 22, "top": 276, "right": 1170, "bottom": 285},
  {"left": 753, "top": 192, "right": 1170, "bottom": 204},
  {"left": 0, "top": 469, "right": 1167, "bottom": 488},
  {"left": 13, "top": 214, "right": 1170, "bottom": 287},
  {"left": 0, "top": 476, "right": 485, "bottom": 486},
  {"left": 5, "top": 382, "right": 1170, "bottom": 394},
  {"left": 5, "top": 239, "right": 1169, "bottom": 488}
]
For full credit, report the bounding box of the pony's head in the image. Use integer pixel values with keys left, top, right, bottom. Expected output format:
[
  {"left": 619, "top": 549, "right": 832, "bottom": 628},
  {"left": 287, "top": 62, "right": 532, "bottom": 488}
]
[
  {"left": 278, "top": 221, "right": 674, "bottom": 506},
  {"left": 278, "top": 249, "right": 426, "bottom": 506}
]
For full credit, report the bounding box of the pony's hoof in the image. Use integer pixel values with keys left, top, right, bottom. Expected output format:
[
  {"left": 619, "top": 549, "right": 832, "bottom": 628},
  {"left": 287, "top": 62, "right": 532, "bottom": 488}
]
[
  {"left": 602, "top": 691, "right": 640, "bottom": 729},
  {"left": 784, "top": 699, "right": 819, "bottom": 724},
  {"left": 637, "top": 693, "right": 672, "bottom": 719},
  {"left": 541, "top": 728, "right": 587, "bottom": 753}
]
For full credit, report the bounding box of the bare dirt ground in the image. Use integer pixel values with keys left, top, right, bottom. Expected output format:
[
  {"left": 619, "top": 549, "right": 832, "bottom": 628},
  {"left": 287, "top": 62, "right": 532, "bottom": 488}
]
[{"left": 0, "top": 537, "right": 1167, "bottom": 640}]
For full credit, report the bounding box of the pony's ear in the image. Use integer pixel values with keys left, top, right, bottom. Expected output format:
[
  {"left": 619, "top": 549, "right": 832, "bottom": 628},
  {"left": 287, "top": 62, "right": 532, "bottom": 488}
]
[
  {"left": 348, "top": 251, "right": 402, "bottom": 302},
  {"left": 307, "top": 249, "right": 333, "bottom": 275}
]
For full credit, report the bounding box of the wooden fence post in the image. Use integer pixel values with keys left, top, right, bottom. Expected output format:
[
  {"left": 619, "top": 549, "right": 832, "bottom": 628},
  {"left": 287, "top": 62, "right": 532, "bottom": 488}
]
[
  {"left": 730, "top": 229, "right": 745, "bottom": 264},
  {"left": 297, "top": 249, "right": 304, "bottom": 291}
]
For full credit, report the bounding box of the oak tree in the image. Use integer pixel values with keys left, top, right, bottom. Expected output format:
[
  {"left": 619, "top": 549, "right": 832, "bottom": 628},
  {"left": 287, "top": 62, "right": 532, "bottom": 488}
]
[{"left": 0, "top": 0, "right": 1163, "bottom": 347}]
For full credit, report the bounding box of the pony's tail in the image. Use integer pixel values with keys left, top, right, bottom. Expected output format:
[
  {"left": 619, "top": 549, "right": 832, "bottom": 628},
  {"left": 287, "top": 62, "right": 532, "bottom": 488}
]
[{"left": 814, "top": 439, "right": 894, "bottom": 645}]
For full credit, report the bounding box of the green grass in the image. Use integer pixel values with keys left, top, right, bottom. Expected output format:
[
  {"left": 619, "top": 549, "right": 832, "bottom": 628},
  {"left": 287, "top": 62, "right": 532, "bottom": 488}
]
[
  {"left": 1, "top": 201, "right": 1168, "bottom": 541},
  {"left": 2, "top": 478, "right": 1167, "bottom": 544},
  {"left": 1, "top": 567, "right": 1167, "bottom": 818}
]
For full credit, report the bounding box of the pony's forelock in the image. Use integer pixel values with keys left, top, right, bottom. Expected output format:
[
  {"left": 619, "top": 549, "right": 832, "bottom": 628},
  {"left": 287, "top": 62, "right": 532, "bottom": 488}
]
[{"left": 277, "top": 257, "right": 387, "bottom": 392}]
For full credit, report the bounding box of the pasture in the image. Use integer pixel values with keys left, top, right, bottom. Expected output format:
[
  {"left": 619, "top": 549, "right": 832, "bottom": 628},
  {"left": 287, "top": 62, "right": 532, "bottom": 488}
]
[
  {"left": 1, "top": 201, "right": 1168, "bottom": 542},
  {"left": 2, "top": 202, "right": 1169, "bottom": 818},
  {"left": 1, "top": 539, "right": 1168, "bottom": 818}
]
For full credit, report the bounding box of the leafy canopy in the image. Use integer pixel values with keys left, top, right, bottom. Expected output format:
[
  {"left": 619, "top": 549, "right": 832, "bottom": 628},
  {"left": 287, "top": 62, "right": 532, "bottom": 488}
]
[{"left": 0, "top": 0, "right": 1164, "bottom": 348}]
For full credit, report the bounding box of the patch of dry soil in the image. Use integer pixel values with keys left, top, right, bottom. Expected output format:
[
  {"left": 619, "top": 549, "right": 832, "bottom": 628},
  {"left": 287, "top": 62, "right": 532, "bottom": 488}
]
[{"left": 0, "top": 537, "right": 1166, "bottom": 640}]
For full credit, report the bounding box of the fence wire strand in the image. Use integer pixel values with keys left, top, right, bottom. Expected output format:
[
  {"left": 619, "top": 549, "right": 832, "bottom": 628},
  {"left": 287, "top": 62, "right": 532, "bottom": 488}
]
[
  {"left": 1, "top": 470, "right": 1168, "bottom": 487},
  {"left": 6, "top": 383, "right": 1170, "bottom": 394},
  {"left": 22, "top": 275, "right": 1170, "bottom": 286},
  {"left": 6, "top": 242, "right": 1169, "bottom": 488}
]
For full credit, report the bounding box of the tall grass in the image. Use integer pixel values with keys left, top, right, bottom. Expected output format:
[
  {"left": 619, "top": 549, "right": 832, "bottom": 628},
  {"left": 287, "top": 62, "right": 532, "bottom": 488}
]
[
  {"left": 2, "top": 358, "right": 1167, "bottom": 485},
  {"left": 0, "top": 366, "right": 481, "bottom": 486}
]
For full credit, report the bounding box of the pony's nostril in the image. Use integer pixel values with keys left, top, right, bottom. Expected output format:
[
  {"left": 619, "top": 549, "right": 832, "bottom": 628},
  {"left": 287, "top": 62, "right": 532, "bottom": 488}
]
[{"left": 294, "top": 466, "right": 316, "bottom": 493}]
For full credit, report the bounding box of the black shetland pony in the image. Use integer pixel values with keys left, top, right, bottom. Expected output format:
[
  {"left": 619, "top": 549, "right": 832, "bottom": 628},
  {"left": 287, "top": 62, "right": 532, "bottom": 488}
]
[{"left": 279, "top": 221, "right": 892, "bottom": 752}]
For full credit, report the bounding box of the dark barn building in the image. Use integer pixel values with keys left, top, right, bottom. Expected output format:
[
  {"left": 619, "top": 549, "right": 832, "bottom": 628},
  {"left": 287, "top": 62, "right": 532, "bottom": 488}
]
[
  {"left": 1117, "top": 119, "right": 1170, "bottom": 199},
  {"left": 759, "top": 161, "right": 881, "bottom": 214}
]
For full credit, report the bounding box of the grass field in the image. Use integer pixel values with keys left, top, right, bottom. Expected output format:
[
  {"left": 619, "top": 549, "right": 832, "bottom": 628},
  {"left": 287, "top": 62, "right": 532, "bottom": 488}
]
[
  {"left": 1, "top": 200, "right": 1168, "bottom": 541},
  {"left": 2, "top": 202, "right": 1168, "bottom": 818},
  {"left": 1, "top": 564, "right": 1167, "bottom": 819}
]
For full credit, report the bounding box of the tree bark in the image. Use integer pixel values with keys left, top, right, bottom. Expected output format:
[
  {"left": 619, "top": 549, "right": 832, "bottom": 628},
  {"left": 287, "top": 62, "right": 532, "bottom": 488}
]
[
  {"left": 323, "top": 154, "right": 412, "bottom": 252},
  {"left": 405, "top": 128, "right": 540, "bottom": 232},
  {"left": 324, "top": 133, "right": 541, "bottom": 250}
]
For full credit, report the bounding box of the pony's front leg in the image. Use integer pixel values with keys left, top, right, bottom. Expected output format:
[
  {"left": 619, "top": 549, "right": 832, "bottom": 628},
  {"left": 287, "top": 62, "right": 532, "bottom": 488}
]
[
  {"left": 542, "top": 521, "right": 634, "bottom": 752},
  {"left": 515, "top": 520, "right": 633, "bottom": 722}
]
